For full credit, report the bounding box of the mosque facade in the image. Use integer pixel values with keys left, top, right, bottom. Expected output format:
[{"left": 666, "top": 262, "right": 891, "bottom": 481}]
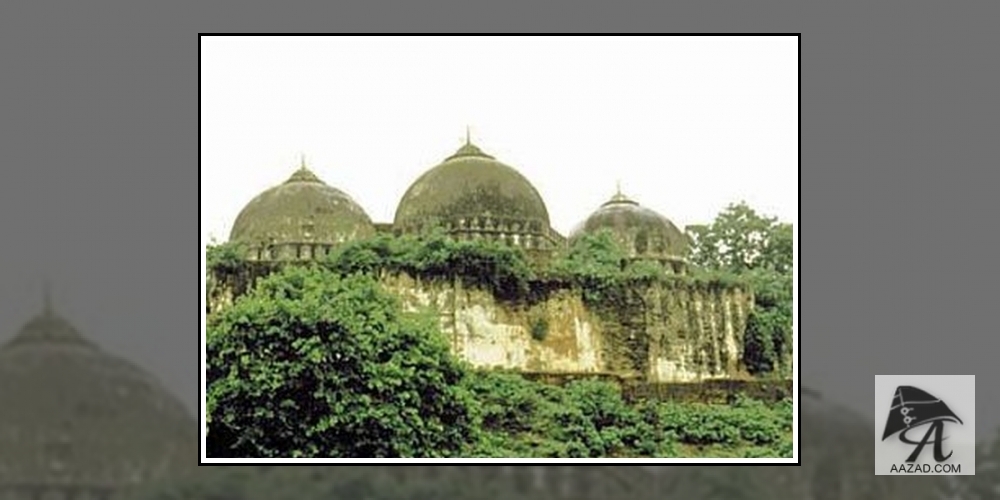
[
  {"left": 211, "top": 136, "right": 759, "bottom": 383},
  {"left": 226, "top": 137, "right": 690, "bottom": 272},
  {"left": 0, "top": 291, "right": 196, "bottom": 500}
]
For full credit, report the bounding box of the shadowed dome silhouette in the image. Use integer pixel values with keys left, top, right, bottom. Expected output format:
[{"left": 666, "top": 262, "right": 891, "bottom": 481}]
[
  {"left": 882, "top": 386, "right": 963, "bottom": 441},
  {"left": 0, "top": 285, "right": 196, "bottom": 497},
  {"left": 393, "top": 135, "right": 554, "bottom": 248},
  {"left": 229, "top": 158, "right": 375, "bottom": 254}
]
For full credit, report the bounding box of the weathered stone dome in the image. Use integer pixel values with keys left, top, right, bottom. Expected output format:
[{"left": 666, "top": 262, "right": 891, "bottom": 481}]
[
  {"left": 568, "top": 188, "right": 688, "bottom": 269},
  {"left": 393, "top": 140, "right": 555, "bottom": 249},
  {"left": 229, "top": 162, "right": 375, "bottom": 259},
  {"left": 0, "top": 299, "right": 196, "bottom": 497}
]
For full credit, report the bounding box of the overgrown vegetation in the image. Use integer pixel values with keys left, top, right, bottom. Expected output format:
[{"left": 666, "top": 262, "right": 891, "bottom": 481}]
[
  {"left": 205, "top": 204, "right": 792, "bottom": 376},
  {"left": 207, "top": 266, "right": 475, "bottom": 458},
  {"left": 545, "top": 228, "right": 751, "bottom": 308},
  {"left": 529, "top": 313, "right": 549, "bottom": 341},
  {"left": 206, "top": 261, "right": 792, "bottom": 458},
  {"left": 203, "top": 201, "right": 795, "bottom": 458},
  {"left": 205, "top": 240, "right": 246, "bottom": 275},
  {"left": 464, "top": 369, "right": 791, "bottom": 458},
  {"left": 207, "top": 229, "right": 751, "bottom": 310},
  {"left": 687, "top": 201, "right": 794, "bottom": 375},
  {"left": 323, "top": 229, "right": 538, "bottom": 301}
]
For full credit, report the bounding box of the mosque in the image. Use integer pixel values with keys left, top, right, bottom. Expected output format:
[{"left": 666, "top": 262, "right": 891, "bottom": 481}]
[
  {"left": 0, "top": 288, "right": 196, "bottom": 500},
  {"left": 225, "top": 135, "right": 691, "bottom": 273},
  {"left": 210, "top": 134, "right": 760, "bottom": 384}
]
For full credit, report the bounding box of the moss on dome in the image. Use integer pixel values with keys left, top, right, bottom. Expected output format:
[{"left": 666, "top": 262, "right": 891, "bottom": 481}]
[
  {"left": 393, "top": 141, "right": 551, "bottom": 235},
  {"left": 229, "top": 166, "right": 375, "bottom": 247},
  {"left": 569, "top": 189, "right": 688, "bottom": 261}
]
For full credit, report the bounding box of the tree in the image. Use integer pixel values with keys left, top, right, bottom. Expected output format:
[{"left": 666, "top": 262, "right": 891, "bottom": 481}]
[
  {"left": 548, "top": 229, "right": 645, "bottom": 306},
  {"left": 552, "top": 229, "right": 629, "bottom": 278},
  {"left": 743, "top": 267, "right": 794, "bottom": 374},
  {"left": 205, "top": 241, "right": 247, "bottom": 276},
  {"left": 686, "top": 202, "right": 794, "bottom": 375},
  {"left": 206, "top": 264, "right": 476, "bottom": 458},
  {"left": 687, "top": 201, "right": 792, "bottom": 275}
]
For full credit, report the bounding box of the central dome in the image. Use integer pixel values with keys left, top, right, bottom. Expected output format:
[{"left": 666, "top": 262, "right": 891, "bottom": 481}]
[
  {"left": 0, "top": 300, "right": 196, "bottom": 494},
  {"left": 393, "top": 139, "right": 553, "bottom": 249}
]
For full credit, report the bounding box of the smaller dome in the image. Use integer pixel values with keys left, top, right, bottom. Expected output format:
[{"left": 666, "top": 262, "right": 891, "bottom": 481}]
[
  {"left": 569, "top": 186, "right": 688, "bottom": 265},
  {"left": 229, "top": 160, "right": 375, "bottom": 254}
]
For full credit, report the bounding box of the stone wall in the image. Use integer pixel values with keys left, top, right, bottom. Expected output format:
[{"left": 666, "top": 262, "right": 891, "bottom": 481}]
[
  {"left": 380, "top": 274, "right": 753, "bottom": 383},
  {"left": 644, "top": 284, "right": 752, "bottom": 382},
  {"left": 382, "top": 274, "right": 605, "bottom": 374},
  {"left": 207, "top": 268, "right": 753, "bottom": 383}
]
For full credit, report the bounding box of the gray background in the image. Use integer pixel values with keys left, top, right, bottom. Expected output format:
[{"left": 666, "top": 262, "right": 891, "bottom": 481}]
[{"left": 1, "top": 1, "right": 998, "bottom": 461}]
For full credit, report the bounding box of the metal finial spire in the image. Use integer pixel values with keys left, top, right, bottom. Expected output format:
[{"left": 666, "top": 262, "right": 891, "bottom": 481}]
[
  {"left": 604, "top": 179, "right": 635, "bottom": 207},
  {"left": 299, "top": 153, "right": 306, "bottom": 170},
  {"left": 465, "top": 126, "right": 471, "bottom": 145}
]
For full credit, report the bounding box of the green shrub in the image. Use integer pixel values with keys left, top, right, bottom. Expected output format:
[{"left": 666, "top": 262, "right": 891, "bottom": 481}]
[
  {"left": 206, "top": 265, "right": 475, "bottom": 458},
  {"left": 529, "top": 315, "right": 549, "bottom": 341}
]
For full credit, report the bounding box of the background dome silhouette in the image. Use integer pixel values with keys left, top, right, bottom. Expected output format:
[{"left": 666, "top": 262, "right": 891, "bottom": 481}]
[{"left": 0, "top": 300, "right": 196, "bottom": 494}]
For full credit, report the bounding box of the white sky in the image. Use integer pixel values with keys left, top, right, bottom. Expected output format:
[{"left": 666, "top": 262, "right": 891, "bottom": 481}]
[{"left": 200, "top": 36, "right": 798, "bottom": 243}]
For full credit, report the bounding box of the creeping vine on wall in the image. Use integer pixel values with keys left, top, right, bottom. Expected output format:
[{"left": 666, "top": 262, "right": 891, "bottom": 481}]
[{"left": 204, "top": 226, "right": 791, "bottom": 377}]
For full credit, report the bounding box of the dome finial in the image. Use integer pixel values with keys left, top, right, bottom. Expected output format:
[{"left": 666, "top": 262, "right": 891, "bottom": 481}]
[
  {"left": 610, "top": 180, "right": 630, "bottom": 203},
  {"left": 285, "top": 154, "right": 323, "bottom": 184},
  {"left": 602, "top": 180, "right": 637, "bottom": 207},
  {"left": 445, "top": 127, "right": 494, "bottom": 161}
]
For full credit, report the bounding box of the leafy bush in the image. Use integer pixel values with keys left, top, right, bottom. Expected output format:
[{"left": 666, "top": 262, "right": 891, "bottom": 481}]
[
  {"left": 205, "top": 245, "right": 791, "bottom": 459},
  {"left": 206, "top": 241, "right": 246, "bottom": 275},
  {"left": 743, "top": 269, "right": 793, "bottom": 374},
  {"left": 529, "top": 316, "right": 549, "bottom": 341},
  {"left": 654, "top": 396, "right": 792, "bottom": 451},
  {"left": 202, "top": 203, "right": 794, "bottom": 459},
  {"left": 462, "top": 370, "right": 791, "bottom": 458},
  {"left": 206, "top": 264, "right": 475, "bottom": 458},
  {"left": 324, "top": 231, "right": 536, "bottom": 301}
]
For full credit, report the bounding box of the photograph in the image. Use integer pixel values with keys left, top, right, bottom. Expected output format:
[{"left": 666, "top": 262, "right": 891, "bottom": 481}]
[{"left": 200, "top": 35, "right": 798, "bottom": 463}]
